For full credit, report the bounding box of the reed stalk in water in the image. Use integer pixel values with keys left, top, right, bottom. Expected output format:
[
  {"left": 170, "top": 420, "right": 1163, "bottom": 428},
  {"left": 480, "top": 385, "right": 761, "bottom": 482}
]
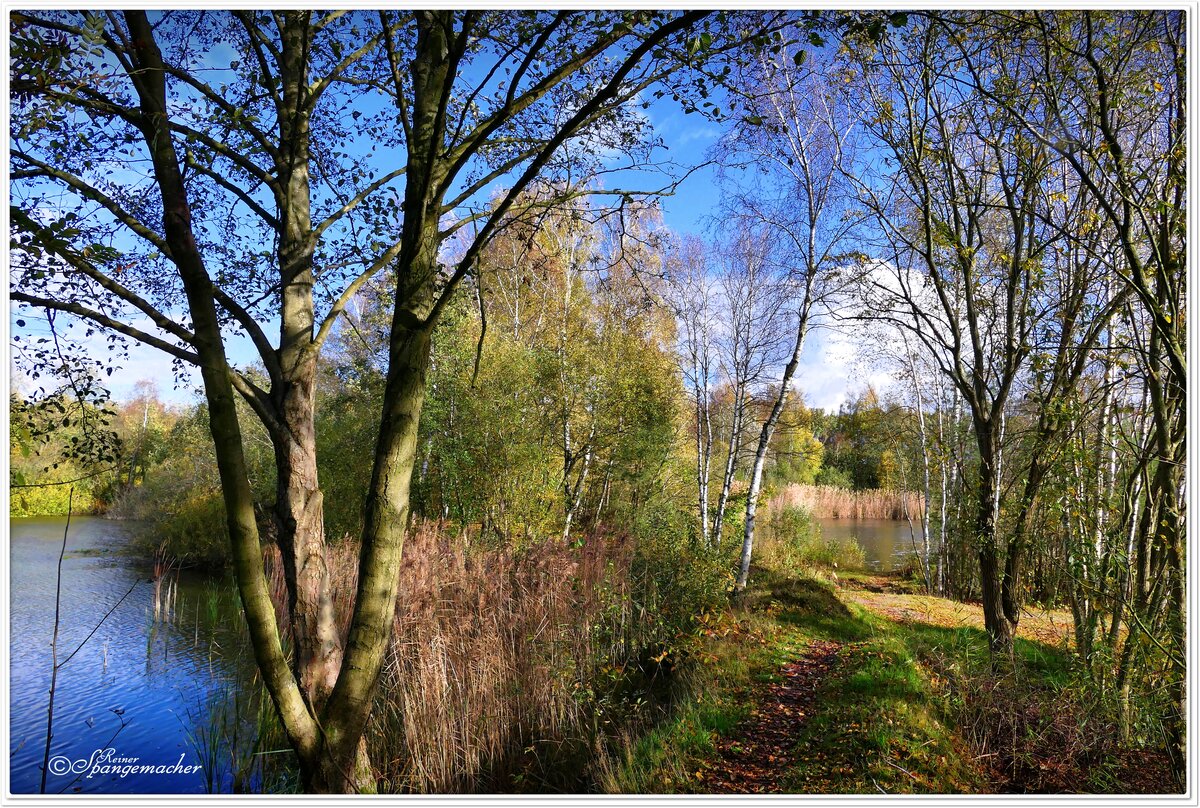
[
  {"left": 40, "top": 490, "right": 142, "bottom": 794},
  {"left": 40, "top": 488, "right": 72, "bottom": 794}
]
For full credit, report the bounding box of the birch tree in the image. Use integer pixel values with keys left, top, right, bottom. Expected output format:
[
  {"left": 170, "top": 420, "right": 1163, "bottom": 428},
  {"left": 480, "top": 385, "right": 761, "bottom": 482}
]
[{"left": 721, "top": 47, "right": 861, "bottom": 592}]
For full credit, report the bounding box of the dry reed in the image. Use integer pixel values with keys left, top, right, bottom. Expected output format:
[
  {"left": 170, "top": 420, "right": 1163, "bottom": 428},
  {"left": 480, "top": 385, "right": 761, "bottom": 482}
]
[
  {"left": 263, "top": 521, "right": 647, "bottom": 792},
  {"left": 767, "top": 483, "right": 925, "bottom": 521}
]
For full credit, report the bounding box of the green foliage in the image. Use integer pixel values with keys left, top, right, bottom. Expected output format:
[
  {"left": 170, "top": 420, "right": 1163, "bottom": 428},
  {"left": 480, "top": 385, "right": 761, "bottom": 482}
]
[
  {"left": 765, "top": 398, "right": 823, "bottom": 488},
  {"left": 762, "top": 505, "right": 866, "bottom": 572},
  {"left": 9, "top": 392, "right": 119, "bottom": 515},
  {"left": 313, "top": 377, "right": 381, "bottom": 542},
  {"left": 118, "top": 404, "right": 275, "bottom": 568},
  {"left": 814, "top": 465, "right": 853, "bottom": 489},
  {"left": 813, "top": 388, "right": 909, "bottom": 490}
]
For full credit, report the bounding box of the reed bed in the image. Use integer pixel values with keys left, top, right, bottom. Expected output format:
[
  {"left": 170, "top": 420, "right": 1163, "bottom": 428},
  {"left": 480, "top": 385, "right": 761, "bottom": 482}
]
[
  {"left": 263, "top": 521, "right": 651, "bottom": 793},
  {"left": 768, "top": 483, "right": 924, "bottom": 521}
]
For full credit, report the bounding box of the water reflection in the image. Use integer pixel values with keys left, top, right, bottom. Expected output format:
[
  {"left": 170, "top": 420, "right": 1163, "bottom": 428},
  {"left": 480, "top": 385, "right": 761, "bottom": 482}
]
[
  {"left": 814, "top": 518, "right": 926, "bottom": 572},
  {"left": 9, "top": 517, "right": 257, "bottom": 794}
]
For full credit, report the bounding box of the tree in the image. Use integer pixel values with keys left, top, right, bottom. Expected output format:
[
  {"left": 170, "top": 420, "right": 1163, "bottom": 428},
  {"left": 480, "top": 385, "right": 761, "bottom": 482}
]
[
  {"left": 719, "top": 43, "right": 861, "bottom": 592},
  {"left": 977, "top": 10, "right": 1186, "bottom": 776},
  {"left": 10, "top": 10, "right": 786, "bottom": 791},
  {"left": 669, "top": 236, "right": 718, "bottom": 545},
  {"left": 709, "top": 227, "right": 787, "bottom": 548},
  {"left": 851, "top": 17, "right": 1060, "bottom": 653}
]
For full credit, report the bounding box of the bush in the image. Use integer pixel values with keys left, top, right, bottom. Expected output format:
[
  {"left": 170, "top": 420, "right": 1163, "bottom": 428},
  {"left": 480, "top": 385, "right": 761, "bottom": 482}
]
[
  {"left": 814, "top": 466, "right": 854, "bottom": 489},
  {"left": 761, "top": 505, "right": 865, "bottom": 573},
  {"left": 942, "top": 660, "right": 1117, "bottom": 792},
  {"left": 10, "top": 472, "right": 105, "bottom": 516},
  {"left": 114, "top": 405, "right": 274, "bottom": 568}
]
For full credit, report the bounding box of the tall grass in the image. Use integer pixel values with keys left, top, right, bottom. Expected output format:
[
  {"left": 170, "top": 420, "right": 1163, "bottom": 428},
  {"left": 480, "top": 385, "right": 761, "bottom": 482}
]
[
  {"left": 263, "top": 521, "right": 674, "bottom": 792},
  {"left": 759, "top": 506, "right": 866, "bottom": 572},
  {"left": 768, "top": 484, "right": 924, "bottom": 521}
]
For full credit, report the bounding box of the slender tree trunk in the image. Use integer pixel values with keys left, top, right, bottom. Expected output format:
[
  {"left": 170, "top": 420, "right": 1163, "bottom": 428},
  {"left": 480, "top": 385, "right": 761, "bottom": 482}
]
[
  {"left": 936, "top": 402, "right": 949, "bottom": 596},
  {"left": 905, "top": 344, "right": 933, "bottom": 591},
  {"left": 563, "top": 422, "right": 595, "bottom": 544},
  {"left": 712, "top": 388, "right": 744, "bottom": 547},
  {"left": 736, "top": 312, "right": 808, "bottom": 592},
  {"left": 693, "top": 380, "right": 711, "bottom": 545}
]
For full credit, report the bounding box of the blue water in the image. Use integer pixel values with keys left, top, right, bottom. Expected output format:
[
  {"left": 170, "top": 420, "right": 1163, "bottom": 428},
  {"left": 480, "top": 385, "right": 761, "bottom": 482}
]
[{"left": 9, "top": 517, "right": 256, "bottom": 794}]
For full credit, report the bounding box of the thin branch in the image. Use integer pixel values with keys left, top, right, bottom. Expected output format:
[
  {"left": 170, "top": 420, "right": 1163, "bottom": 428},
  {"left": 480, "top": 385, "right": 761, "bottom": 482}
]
[{"left": 11, "top": 292, "right": 200, "bottom": 365}]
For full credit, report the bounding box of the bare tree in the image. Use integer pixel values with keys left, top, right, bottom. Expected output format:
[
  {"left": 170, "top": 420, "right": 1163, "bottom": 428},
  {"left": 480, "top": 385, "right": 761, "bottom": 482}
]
[
  {"left": 710, "top": 229, "right": 786, "bottom": 548},
  {"left": 670, "top": 236, "right": 718, "bottom": 545}
]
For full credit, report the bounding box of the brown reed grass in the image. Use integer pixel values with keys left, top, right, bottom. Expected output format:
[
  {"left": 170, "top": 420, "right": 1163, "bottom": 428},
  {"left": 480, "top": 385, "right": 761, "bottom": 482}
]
[
  {"left": 263, "top": 521, "right": 649, "bottom": 793},
  {"left": 767, "top": 483, "right": 925, "bottom": 521}
]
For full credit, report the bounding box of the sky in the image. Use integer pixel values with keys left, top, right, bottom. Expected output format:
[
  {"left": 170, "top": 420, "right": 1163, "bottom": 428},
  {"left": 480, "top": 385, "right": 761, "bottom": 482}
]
[{"left": 9, "top": 13, "right": 895, "bottom": 415}]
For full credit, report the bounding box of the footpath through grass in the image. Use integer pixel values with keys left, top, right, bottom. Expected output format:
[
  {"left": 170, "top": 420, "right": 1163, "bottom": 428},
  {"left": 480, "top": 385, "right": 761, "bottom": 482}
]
[{"left": 601, "top": 565, "right": 1172, "bottom": 795}]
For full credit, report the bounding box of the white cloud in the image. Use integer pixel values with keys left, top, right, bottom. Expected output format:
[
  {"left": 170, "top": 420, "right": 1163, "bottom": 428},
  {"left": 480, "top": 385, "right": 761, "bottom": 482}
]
[{"left": 792, "top": 327, "right": 896, "bottom": 412}]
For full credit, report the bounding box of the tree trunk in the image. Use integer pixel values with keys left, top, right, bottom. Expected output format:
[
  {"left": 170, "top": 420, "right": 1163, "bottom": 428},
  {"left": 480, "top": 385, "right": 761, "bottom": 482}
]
[
  {"left": 273, "top": 372, "right": 343, "bottom": 703},
  {"left": 311, "top": 317, "right": 433, "bottom": 792},
  {"left": 736, "top": 313, "right": 808, "bottom": 592},
  {"left": 694, "top": 380, "right": 711, "bottom": 545},
  {"left": 121, "top": 8, "right": 322, "bottom": 779},
  {"left": 712, "top": 388, "right": 744, "bottom": 547},
  {"left": 301, "top": 13, "right": 454, "bottom": 787},
  {"left": 974, "top": 421, "right": 1014, "bottom": 656}
]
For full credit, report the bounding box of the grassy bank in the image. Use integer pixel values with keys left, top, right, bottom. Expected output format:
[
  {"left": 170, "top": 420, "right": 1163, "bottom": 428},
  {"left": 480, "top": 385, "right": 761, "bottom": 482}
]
[{"left": 604, "top": 565, "right": 1174, "bottom": 794}]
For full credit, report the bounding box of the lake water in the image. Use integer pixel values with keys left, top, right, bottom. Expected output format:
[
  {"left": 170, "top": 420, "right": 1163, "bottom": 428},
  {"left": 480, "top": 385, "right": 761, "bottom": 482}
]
[
  {"left": 814, "top": 517, "right": 927, "bottom": 572},
  {"left": 8, "top": 516, "right": 257, "bottom": 794}
]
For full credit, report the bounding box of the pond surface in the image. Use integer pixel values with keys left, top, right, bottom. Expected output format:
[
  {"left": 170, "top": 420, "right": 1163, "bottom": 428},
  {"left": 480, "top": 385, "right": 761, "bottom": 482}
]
[
  {"left": 9, "top": 516, "right": 256, "bottom": 794},
  {"left": 814, "top": 517, "right": 927, "bottom": 572}
]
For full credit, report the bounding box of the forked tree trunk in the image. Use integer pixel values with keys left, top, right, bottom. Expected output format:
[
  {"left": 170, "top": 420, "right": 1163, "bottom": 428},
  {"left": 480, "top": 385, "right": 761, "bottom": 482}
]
[
  {"left": 121, "top": 8, "right": 323, "bottom": 782},
  {"left": 310, "top": 315, "right": 433, "bottom": 792}
]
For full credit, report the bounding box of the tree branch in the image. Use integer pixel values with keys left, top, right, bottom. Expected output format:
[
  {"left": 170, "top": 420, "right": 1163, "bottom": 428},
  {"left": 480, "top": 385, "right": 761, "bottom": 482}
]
[{"left": 11, "top": 292, "right": 200, "bottom": 365}]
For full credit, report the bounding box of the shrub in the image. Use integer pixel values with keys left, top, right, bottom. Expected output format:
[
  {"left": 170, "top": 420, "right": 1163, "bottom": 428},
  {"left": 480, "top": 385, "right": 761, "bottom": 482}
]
[
  {"left": 761, "top": 505, "right": 865, "bottom": 573},
  {"left": 113, "top": 406, "right": 274, "bottom": 568}
]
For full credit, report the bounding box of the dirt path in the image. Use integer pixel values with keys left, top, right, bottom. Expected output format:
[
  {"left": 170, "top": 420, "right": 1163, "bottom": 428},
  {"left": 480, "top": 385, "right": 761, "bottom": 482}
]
[{"left": 698, "top": 639, "right": 844, "bottom": 793}]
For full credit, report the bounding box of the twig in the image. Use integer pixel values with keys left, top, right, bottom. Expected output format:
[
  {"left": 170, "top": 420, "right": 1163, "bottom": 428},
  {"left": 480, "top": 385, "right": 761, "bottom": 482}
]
[
  {"left": 56, "top": 711, "right": 130, "bottom": 794},
  {"left": 57, "top": 579, "right": 141, "bottom": 669},
  {"left": 884, "top": 756, "right": 919, "bottom": 782}
]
